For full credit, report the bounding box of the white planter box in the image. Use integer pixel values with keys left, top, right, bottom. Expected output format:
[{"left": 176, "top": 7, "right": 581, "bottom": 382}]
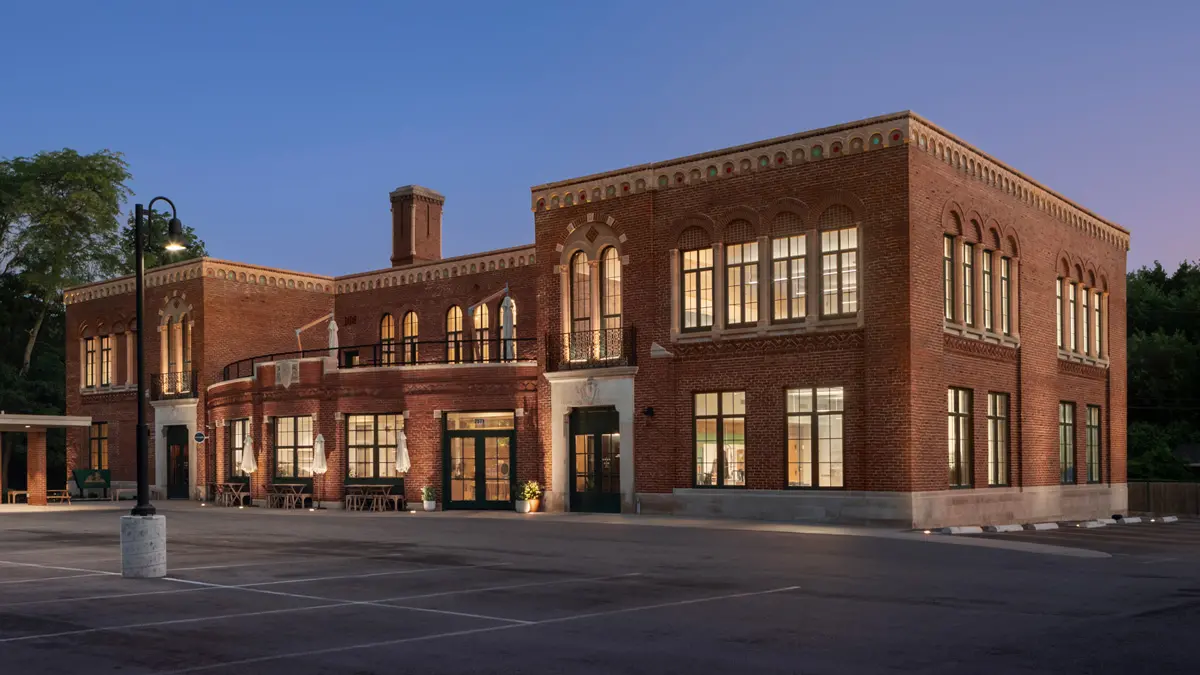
[
  {"left": 423, "top": 500, "right": 437, "bottom": 512},
  {"left": 515, "top": 500, "right": 532, "bottom": 514}
]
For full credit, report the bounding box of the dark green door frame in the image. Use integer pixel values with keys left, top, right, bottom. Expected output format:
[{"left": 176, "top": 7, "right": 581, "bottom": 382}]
[
  {"left": 569, "top": 407, "right": 621, "bottom": 513},
  {"left": 166, "top": 425, "right": 190, "bottom": 499},
  {"left": 442, "top": 425, "right": 515, "bottom": 510}
]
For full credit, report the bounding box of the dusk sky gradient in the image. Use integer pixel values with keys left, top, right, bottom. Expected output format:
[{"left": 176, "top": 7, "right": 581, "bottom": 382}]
[{"left": 2, "top": 1, "right": 1196, "bottom": 276}]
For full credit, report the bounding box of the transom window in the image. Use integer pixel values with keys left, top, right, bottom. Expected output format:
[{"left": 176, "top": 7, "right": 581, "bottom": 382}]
[
  {"left": 820, "top": 227, "right": 858, "bottom": 316},
  {"left": 90, "top": 422, "right": 108, "bottom": 469},
  {"left": 99, "top": 335, "right": 112, "bottom": 386},
  {"left": 275, "top": 416, "right": 314, "bottom": 479},
  {"left": 1059, "top": 402, "right": 1075, "bottom": 484},
  {"left": 1086, "top": 405, "right": 1101, "bottom": 484},
  {"left": 570, "top": 251, "right": 591, "bottom": 333},
  {"left": 401, "top": 311, "right": 418, "bottom": 364},
  {"left": 694, "top": 392, "right": 745, "bottom": 487},
  {"left": 772, "top": 235, "right": 806, "bottom": 322},
  {"left": 347, "top": 414, "right": 403, "bottom": 479},
  {"left": 948, "top": 388, "right": 972, "bottom": 488},
  {"left": 725, "top": 241, "right": 759, "bottom": 326},
  {"left": 229, "top": 419, "right": 248, "bottom": 479},
  {"left": 787, "top": 387, "right": 845, "bottom": 488},
  {"left": 446, "top": 306, "right": 464, "bottom": 363},
  {"left": 380, "top": 314, "right": 396, "bottom": 365},
  {"left": 682, "top": 248, "right": 714, "bottom": 330},
  {"left": 987, "top": 393, "right": 1008, "bottom": 486}
]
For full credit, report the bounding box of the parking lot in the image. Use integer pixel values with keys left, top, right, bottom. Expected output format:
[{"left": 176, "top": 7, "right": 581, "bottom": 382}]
[{"left": 0, "top": 505, "right": 1197, "bottom": 674}]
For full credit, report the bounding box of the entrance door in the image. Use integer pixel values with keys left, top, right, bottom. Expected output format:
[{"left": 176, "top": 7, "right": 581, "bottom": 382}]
[
  {"left": 445, "top": 431, "right": 514, "bottom": 510},
  {"left": 570, "top": 407, "right": 621, "bottom": 513},
  {"left": 166, "top": 425, "right": 189, "bottom": 499}
]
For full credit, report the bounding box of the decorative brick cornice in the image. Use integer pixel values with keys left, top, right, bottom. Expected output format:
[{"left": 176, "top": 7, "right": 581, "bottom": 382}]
[
  {"left": 64, "top": 258, "right": 334, "bottom": 305},
  {"left": 335, "top": 244, "right": 536, "bottom": 294},
  {"left": 530, "top": 111, "right": 1128, "bottom": 252},
  {"left": 1057, "top": 358, "right": 1109, "bottom": 380},
  {"left": 943, "top": 334, "right": 1018, "bottom": 363},
  {"left": 673, "top": 330, "right": 864, "bottom": 358}
]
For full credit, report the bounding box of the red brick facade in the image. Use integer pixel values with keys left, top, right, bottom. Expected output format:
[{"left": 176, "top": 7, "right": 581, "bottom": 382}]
[{"left": 63, "top": 112, "right": 1129, "bottom": 527}]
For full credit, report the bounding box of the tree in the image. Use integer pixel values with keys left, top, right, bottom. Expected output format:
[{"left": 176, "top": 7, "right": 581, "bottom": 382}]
[
  {"left": 119, "top": 207, "right": 208, "bottom": 273},
  {"left": 0, "top": 149, "right": 130, "bottom": 376}
]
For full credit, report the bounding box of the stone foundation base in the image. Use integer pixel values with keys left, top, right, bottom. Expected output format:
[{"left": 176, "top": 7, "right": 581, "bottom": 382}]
[
  {"left": 120, "top": 515, "right": 167, "bottom": 578},
  {"left": 637, "top": 484, "right": 1128, "bottom": 529}
]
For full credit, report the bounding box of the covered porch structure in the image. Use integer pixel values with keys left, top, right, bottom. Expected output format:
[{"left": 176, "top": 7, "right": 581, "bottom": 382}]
[{"left": 0, "top": 414, "right": 92, "bottom": 506}]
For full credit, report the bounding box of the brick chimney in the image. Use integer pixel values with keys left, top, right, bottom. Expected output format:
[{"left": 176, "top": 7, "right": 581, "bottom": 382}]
[{"left": 390, "top": 185, "right": 444, "bottom": 267}]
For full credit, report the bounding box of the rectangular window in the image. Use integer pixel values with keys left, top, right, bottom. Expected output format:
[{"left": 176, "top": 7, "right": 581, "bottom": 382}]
[
  {"left": 982, "top": 253, "right": 993, "bottom": 331},
  {"left": 1068, "top": 282, "right": 1077, "bottom": 351},
  {"left": 1094, "top": 291, "right": 1103, "bottom": 357},
  {"left": 948, "top": 388, "right": 972, "bottom": 487},
  {"left": 772, "top": 235, "right": 806, "bottom": 322},
  {"left": 229, "top": 419, "right": 248, "bottom": 479},
  {"left": 987, "top": 393, "right": 1009, "bottom": 486},
  {"left": 820, "top": 227, "right": 858, "bottom": 316},
  {"left": 84, "top": 338, "right": 96, "bottom": 388},
  {"left": 787, "top": 387, "right": 845, "bottom": 488},
  {"left": 725, "top": 241, "right": 759, "bottom": 326},
  {"left": 347, "top": 414, "right": 403, "bottom": 479},
  {"left": 1059, "top": 402, "right": 1076, "bottom": 484},
  {"left": 682, "top": 248, "right": 714, "bottom": 330},
  {"left": 1000, "top": 257, "right": 1012, "bottom": 335},
  {"left": 962, "top": 242, "right": 975, "bottom": 326},
  {"left": 1056, "top": 279, "right": 1063, "bottom": 348},
  {"left": 1081, "top": 289, "right": 1090, "bottom": 356},
  {"left": 99, "top": 335, "right": 112, "bottom": 386},
  {"left": 1086, "top": 405, "right": 1101, "bottom": 483},
  {"left": 943, "top": 235, "right": 955, "bottom": 321},
  {"left": 694, "top": 392, "right": 745, "bottom": 487},
  {"left": 89, "top": 422, "right": 108, "bottom": 470},
  {"left": 274, "top": 416, "right": 314, "bottom": 479}
]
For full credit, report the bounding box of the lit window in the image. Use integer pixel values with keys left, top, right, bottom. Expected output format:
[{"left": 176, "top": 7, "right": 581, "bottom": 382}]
[
  {"left": 1081, "top": 289, "right": 1090, "bottom": 356},
  {"left": 380, "top": 314, "right": 396, "bottom": 365},
  {"left": 90, "top": 422, "right": 108, "bottom": 469},
  {"left": 1086, "top": 405, "right": 1101, "bottom": 483},
  {"left": 1093, "top": 291, "right": 1103, "bottom": 357},
  {"left": 99, "top": 335, "right": 112, "bottom": 386},
  {"left": 682, "top": 247, "right": 714, "bottom": 330},
  {"left": 1068, "top": 283, "right": 1077, "bottom": 352},
  {"left": 982, "top": 253, "right": 993, "bottom": 332},
  {"left": 600, "top": 247, "right": 622, "bottom": 331},
  {"left": 787, "top": 387, "right": 844, "bottom": 488},
  {"left": 772, "top": 235, "right": 806, "bottom": 322},
  {"left": 1059, "top": 402, "right": 1075, "bottom": 484},
  {"left": 229, "top": 419, "right": 248, "bottom": 479},
  {"left": 83, "top": 337, "right": 96, "bottom": 388},
  {"left": 401, "top": 312, "right": 418, "bottom": 364},
  {"left": 694, "top": 392, "right": 745, "bottom": 487},
  {"left": 943, "top": 236, "right": 955, "bottom": 321},
  {"left": 474, "top": 303, "right": 490, "bottom": 362},
  {"left": 962, "top": 242, "right": 975, "bottom": 326},
  {"left": 446, "top": 306, "right": 463, "bottom": 363},
  {"left": 570, "top": 251, "right": 591, "bottom": 334},
  {"left": 987, "top": 393, "right": 1008, "bottom": 486},
  {"left": 820, "top": 228, "right": 858, "bottom": 316},
  {"left": 1056, "top": 279, "right": 1064, "bottom": 348},
  {"left": 725, "top": 241, "right": 759, "bottom": 326},
  {"left": 1000, "top": 258, "right": 1012, "bottom": 335},
  {"left": 948, "top": 388, "right": 972, "bottom": 487},
  {"left": 274, "top": 416, "right": 314, "bottom": 479},
  {"left": 347, "top": 414, "right": 404, "bottom": 479}
]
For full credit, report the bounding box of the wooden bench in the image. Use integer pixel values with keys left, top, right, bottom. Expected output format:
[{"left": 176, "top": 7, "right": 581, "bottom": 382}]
[
  {"left": 47, "top": 490, "right": 71, "bottom": 504},
  {"left": 6, "top": 490, "right": 28, "bottom": 504}
]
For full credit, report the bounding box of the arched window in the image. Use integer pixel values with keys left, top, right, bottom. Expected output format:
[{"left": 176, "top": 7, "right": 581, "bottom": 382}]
[
  {"left": 474, "top": 303, "right": 490, "bottom": 362},
  {"left": 570, "top": 251, "right": 591, "bottom": 334},
  {"left": 380, "top": 314, "right": 396, "bottom": 365},
  {"left": 166, "top": 316, "right": 177, "bottom": 374},
  {"left": 180, "top": 317, "right": 191, "bottom": 392},
  {"left": 600, "top": 247, "right": 622, "bottom": 359},
  {"left": 446, "top": 306, "right": 463, "bottom": 363},
  {"left": 401, "top": 311, "right": 418, "bottom": 364}
]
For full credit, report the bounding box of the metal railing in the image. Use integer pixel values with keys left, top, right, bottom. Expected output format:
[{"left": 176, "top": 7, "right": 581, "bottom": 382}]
[
  {"left": 546, "top": 328, "right": 636, "bottom": 371},
  {"left": 151, "top": 371, "right": 198, "bottom": 400},
  {"left": 219, "top": 338, "right": 538, "bottom": 382}
]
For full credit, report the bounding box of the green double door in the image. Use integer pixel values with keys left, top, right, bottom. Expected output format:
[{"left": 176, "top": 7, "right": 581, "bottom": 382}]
[
  {"left": 444, "top": 430, "right": 515, "bottom": 510},
  {"left": 570, "top": 407, "right": 622, "bottom": 513}
]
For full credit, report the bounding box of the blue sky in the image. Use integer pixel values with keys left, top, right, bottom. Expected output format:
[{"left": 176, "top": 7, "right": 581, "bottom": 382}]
[{"left": 2, "top": 1, "right": 1195, "bottom": 276}]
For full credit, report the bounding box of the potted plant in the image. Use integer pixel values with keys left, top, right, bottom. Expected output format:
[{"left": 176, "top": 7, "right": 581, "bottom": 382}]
[
  {"left": 515, "top": 480, "right": 542, "bottom": 514},
  {"left": 421, "top": 486, "right": 437, "bottom": 512}
]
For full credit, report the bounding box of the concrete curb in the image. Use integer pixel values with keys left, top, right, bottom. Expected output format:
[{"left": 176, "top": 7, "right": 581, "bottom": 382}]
[
  {"left": 984, "top": 524, "right": 1024, "bottom": 533},
  {"left": 1119, "top": 517, "right": 1142, "bottom": 524},
  {"left": 942, "top": 525, "right": 984, "bottom": 535},
  {"left": 1098, "top": 518, "right": 1117, "bottom": 525},
  {"left": 1159, "top": 516, "right": 1179, "bottom": 523},
  {"left": 1025, "top": 523, "right": 1059, "bottom": 531}
]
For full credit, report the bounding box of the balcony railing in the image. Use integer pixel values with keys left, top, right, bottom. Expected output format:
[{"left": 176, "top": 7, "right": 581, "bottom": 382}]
[
  {"left": 151, "top": 371, "right": 198, "bottom": 400},
  {"left": 219, "top": 338, "right": 538, "bottom": 382},
  {"left": 546, "top": 328, "right": 637, "bottom": 371}
]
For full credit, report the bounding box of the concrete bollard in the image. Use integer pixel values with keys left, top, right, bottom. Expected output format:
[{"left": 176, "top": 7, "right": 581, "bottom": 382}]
[{"left": 120, "top": 515, "right": 167, "bottom": 578}]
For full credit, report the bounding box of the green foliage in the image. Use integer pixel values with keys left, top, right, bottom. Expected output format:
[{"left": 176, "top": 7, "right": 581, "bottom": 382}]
[
  {"left": 119, "top": 208, "right": 208, "bottom": 273},
  {"left": 1127, "top": 261, "right": 1200, "bottom": 481},
  {"left": 421, "top": 485, "right": 437, "bottom": 501},
  {"left": 516, "top": 480, "right": 542, "bottom": 501}
]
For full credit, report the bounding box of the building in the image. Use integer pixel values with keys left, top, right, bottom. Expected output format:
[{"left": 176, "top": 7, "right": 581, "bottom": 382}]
[{"left": 63, "top": 112, "right": 1129, "bottom": 528}]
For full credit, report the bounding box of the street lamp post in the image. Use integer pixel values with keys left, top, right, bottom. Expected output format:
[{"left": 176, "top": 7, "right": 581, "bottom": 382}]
[{"left": 122, "top": 197, "right": 186, "bottom": 578}]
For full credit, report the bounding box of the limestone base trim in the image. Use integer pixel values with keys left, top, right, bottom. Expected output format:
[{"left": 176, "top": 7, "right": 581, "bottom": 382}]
[{"left": 637, "top": 484, "right": 1129, "bottom": 529}]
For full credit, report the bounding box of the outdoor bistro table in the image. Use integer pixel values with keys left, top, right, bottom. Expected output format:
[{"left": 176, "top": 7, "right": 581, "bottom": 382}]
[
  {"left": 268, "top": 483, "right": 308, "bottom": 509},
  {"left": 216, "top": 482, "right": 248, "bottom": 507},
  {"left": 346, "top": 484, "right": 403, "bottom": 512}
]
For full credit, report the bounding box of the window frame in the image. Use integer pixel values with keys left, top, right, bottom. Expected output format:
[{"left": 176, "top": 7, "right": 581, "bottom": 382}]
[
  {"left": 599, "top": 247, "right": 622, "bottom": 331},
  {"left": 772, "top": 234, "right": 807, "bottom": 323},
  {"left": 228, "top": 418, "right": 249, "bottom": 481},
  {"left": 1000, "top": 257, "right": 1012, "bottom": 335},
  {"left": 380, "top": 314, "right": 396, "bottom": 366},
  {"left": 785, "top": 386, "right": 845, "bottom": 490},
  {"left": 570, "top": 251, "right": 591, "bottom": 334},
  {"left": 986, "top": 392, "right": 1009, "bottom": 487},
  {"left": 474, "top": 303, "right": 491, "bottom": 362},
  {"left": 681, "top": 247, "right": 715, "bottom": 332},
  {"left": 1059, "top": 402, "right": 1076, "bottom": 484},
  {"left": 1081, "top": 289, "right": 1090, "bottom": 356},
  {"left": 961, "top": 242, "right": 975, "bottom": 326},
  {"left": 99, "top": 335, "right": 112, "bottom": 386},
  {"left": 446, "top": 306, "right": 464, "bottom": 363},
  {"left": 1068, "top": 282, "right": 1078, "bottom": 352},
  {"left": 982, "top": 252, "right": 993, "bottom": 332},
  {"left": 89, "top": 422, "right": 108, "bottom": 470},
  {"left": 84, "top": 337, "right": 96, "bottom": 388},
  {"left": 820, "top": 226, "right": 859, "bottom": 317},
  {"left": 401, "top": 311, "right": 418, "bottom": 364},
  {"left": 943, "top": 235, "right": 955, "bottom": 321},
  {"left": 724, "top": 241, "right": 759, "bottom": 327},
  {"left": 692, "top": 391, "right": 746, "bottom": 489},
  {"left": 274, "top": 415, "right": 315, "bottom": 481},
  {"left": 1086, "top": 405, "right": 1102, "bottom": 484},
  {"left": 346, "top": 413, "right": 405, "bottom": 481},
  {"left": 1093, "top": 290, "right": 1103, "bottom": 357},
  {"left": 948, "top": 387, "right": 973, "bottom": 488}
]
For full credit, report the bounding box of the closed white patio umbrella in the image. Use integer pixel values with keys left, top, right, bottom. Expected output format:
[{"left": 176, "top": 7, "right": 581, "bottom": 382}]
[
  {"left": 239, "top": 436, "right": 258, "bottom": 475},
  {"left": 312, "top": 434, "right": 328, "bottom": 509},
  {"left": 500, "top": 294, "right": 516, "bottom": 361},
  {"left": 395, "top": 430, "right": 411, "bottom": 475}
]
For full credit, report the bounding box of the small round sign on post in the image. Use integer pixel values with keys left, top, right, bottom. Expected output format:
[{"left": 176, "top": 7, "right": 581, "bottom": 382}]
[{"left": 194, "top": 431, "right": 206, "bottom": 444}]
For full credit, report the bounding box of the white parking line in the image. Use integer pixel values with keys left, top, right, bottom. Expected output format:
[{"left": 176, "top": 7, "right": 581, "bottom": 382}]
[
  {"left": 0, "top": 559, "right": 120, "bottom": 576},
  {"left": 0, "top": 572, "right": 110, "bottom": 585},
  {"left": 374, "top": 572, "right": 642, "bottom": 603},
  {"left": 153, "top": 585, "right": 802, "bottom": 674},
  {"left": 235, "top": 562, "right": 512, "bottom": 588}
]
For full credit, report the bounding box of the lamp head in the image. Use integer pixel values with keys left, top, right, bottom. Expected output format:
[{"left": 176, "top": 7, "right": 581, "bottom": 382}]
[{"left": 164, "top": 217, "right": 187, "bottom": 252}]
